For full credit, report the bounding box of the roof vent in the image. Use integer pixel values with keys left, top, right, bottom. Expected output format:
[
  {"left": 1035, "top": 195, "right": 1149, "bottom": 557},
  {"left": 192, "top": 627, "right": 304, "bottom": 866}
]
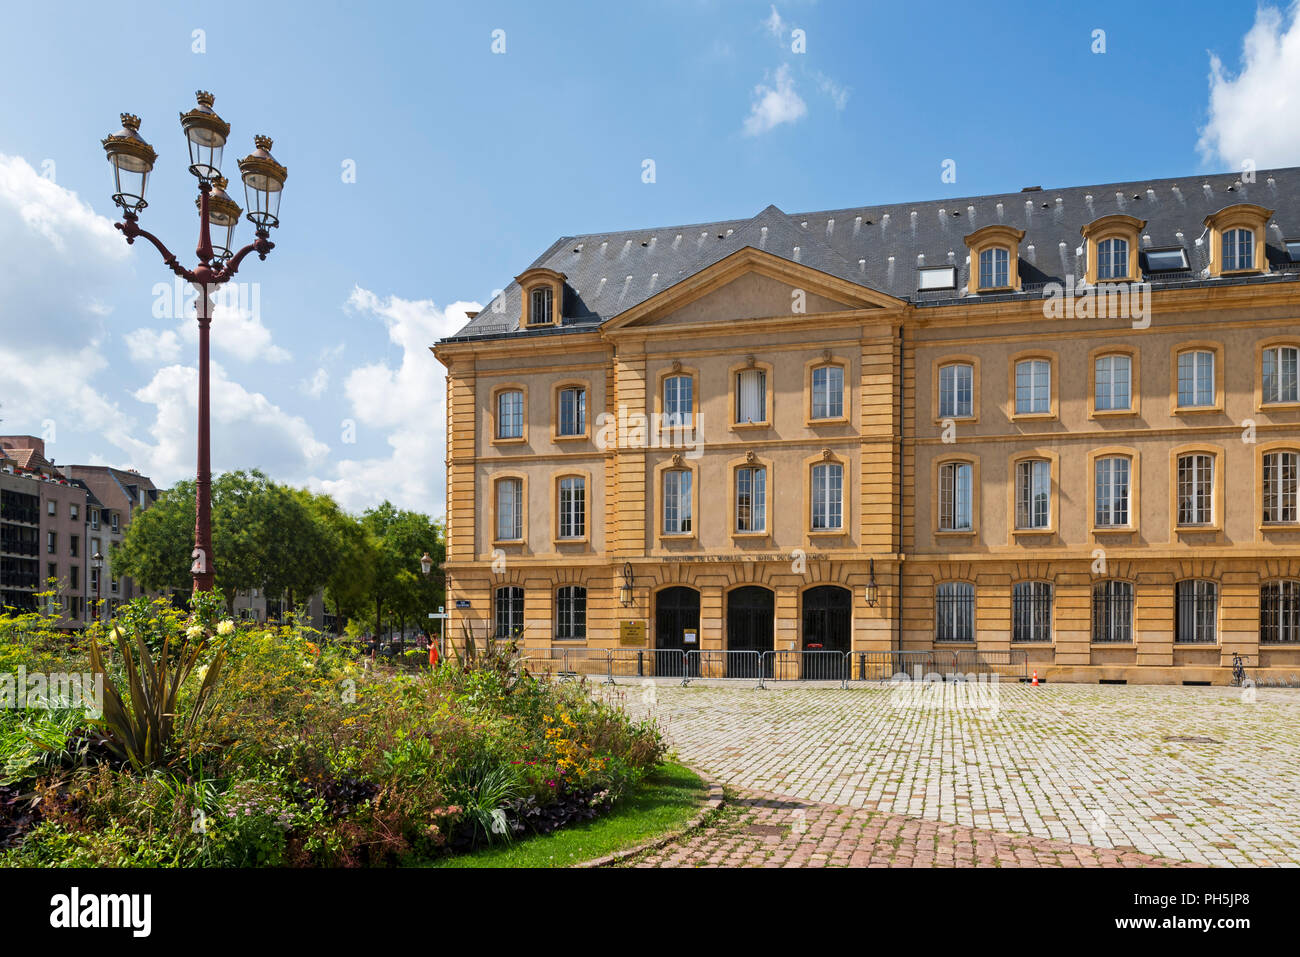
[{"left": 1020, "top": 185, "right": 1042, "bottom": 192}]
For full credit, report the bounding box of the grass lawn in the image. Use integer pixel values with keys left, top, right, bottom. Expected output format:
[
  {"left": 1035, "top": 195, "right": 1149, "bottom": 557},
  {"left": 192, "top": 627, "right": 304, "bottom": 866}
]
[{"left": 429, "top": 761, "right": 707, "bottom": 868}]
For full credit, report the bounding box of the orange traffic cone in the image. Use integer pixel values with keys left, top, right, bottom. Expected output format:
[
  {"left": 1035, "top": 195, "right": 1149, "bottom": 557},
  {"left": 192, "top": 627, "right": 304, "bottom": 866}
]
[{"left": 1031, "top": 670, "right": 1039, "bottom": 687}]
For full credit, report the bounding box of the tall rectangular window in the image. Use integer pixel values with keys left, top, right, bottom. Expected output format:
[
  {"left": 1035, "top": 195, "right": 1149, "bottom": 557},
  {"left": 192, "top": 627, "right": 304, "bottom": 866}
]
[
  {"left": 555, "top": 586, "right": 586, "bottom": 640},
  {"left": 46, "top": 531, "right": 55, "bottom": 554},
  {"left": 1014, "top": 460, "right": 1050, "bottom": 529},
  {"left": 811, "top": 365, "right": 844, "bottom": 419},
  {"left": 1261, "top": 581, "right": 1300, "bottom": 644},
  {"left": 558, "top": 476, "right": 585, "bottom": 538},
  {"left": 663, "top": 469, "right": 693, "bottom": 535},
  {"left": 1264, "top": 451, "right": 1299, "bottom": 524},
  {"left": 495, "top": 586, "right": 524, "bottom": 639},
  {"left": 1012, "top": 582, "right": 1052, "bottom": 643},
  {"left": 496, "top": 478, "right": 522, "bottom": 541},
  {"left": 1094, "top": 354, "right": 1132, "bottom": 411},
  {"left": 1262, "top": 346, "right": 1300, "bottom": 404},
  {"left": 663, "top": 375, "right": 693, "bottom": 426},
  {"left": 938, "top": 363, "right": 973, "bottom": 418},
  {"left": 557, "top": 387, "right": 586, "bottom": 437},
  {"left": 1015, "top": 359, "right": 1050, "bottom": 415},
  {"left": 811, "top": 463, "right": 843, "bottom": 530},
  {"left": 1091, "top": 580, "right": 1134, "bottom": 644},
  {"left": 935, "top": 582, "right": 974, "bottom": 642},
  {"left": 939, "top": 462, "right": 973, "bottom": 531},
  {"left": 496, "top": 390, "right": 523, "bottom": 439},
  {"left": 1094, "top": 457, "right": 1131, "bottom": 527},
  {"left": 1177, "top": 351, "right": 1215, "bottom": 407},
  {"left": 736, "top": 466, "right": 766, "bottom": 532},
  {"left": 1175, "top": 580, "right": 1218, "bottom": 644},
  {"left": 736, "top": 369, "right": 767, "bottom": 424},
  {"left": 1176, "top": 454, "right": 1214, "bottom": 526}
]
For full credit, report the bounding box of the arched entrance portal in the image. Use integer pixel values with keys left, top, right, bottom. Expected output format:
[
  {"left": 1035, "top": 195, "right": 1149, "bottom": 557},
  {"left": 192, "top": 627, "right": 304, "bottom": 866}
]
[
  {"left": 655, "top": 586, "right": 700, "bottom": 677},
  {"left": 802, "top": 585, "right": 852, "bottom": 679},
  {"left": 727, "top": 586, "right": 775, "bottom": 678}
]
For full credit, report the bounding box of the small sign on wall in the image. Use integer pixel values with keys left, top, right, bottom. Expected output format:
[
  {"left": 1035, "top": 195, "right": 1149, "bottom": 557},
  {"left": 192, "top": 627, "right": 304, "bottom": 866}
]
[
  {"left": 619, "top": 620, "right": 647, "bottom": 646},
  {"left": 683, "top": 630, "right": 697, "bottom": 645},
  {"left": 454, "top": 600, "right": 471, "bottom": 609}
]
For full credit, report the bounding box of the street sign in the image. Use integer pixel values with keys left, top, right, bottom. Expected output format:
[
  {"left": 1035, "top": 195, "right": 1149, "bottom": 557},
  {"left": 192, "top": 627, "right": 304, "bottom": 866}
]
[
  {"left": 427, "top": 612, "right": 450, "bottom": 620},
  {"left": 455, "top": 600, "right": 471, "bottom": 609}
]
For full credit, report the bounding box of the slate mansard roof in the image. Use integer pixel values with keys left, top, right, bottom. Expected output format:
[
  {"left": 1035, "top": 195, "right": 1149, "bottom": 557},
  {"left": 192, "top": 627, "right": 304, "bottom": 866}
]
[{"left": 444, "top": 167, "right": 1300, "bottom": 342}]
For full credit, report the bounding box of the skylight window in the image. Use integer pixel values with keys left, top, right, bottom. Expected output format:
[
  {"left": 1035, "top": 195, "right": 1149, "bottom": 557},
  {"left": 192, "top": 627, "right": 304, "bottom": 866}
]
[
  {"left": 918, "top": 265, "right": 958, "bottom": 290},
  {"left": 1144, "top": 247, "right": 1188, "bottom": 272},
  {"left": 1286, "top": 240, "right": 1300, "bottom": 262}
]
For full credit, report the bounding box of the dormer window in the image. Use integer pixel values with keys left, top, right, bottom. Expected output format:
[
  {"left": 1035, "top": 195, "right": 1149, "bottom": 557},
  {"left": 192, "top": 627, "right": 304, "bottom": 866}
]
[
  {"left": 1097, "top": 237, "right": 1128, "bottom": 279},
  {"left": 1223, "top": 228, "right": 1254, "bottom": 271},
  {"left": 979, "top": 247, "right": 1009, "bottom": 289},
  {"left": 529, "top": 286, "right": 552, "bottom": 325},
  {"left": 515, "top": 267, "right": 566, "bottom": 326},
  {"left": 1081, "top": 215, "right": 1144, "bottom": 283},
  {"left": 1203, "top": 203, "right": 1272, "bottom": 277},
  {"left": 964, "top": 225, "right": 1024, "bottom": 293}
]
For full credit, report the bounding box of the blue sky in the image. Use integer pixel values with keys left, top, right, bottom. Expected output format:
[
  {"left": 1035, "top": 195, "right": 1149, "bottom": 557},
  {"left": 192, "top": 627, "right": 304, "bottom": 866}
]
[{"left": 0, "top": 0, "right": 1295, "bottom": 514}]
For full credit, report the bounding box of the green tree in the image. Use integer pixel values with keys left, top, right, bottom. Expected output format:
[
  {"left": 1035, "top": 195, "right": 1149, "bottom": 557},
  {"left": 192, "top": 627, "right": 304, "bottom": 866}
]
[{"left": 360, "top": 503, "right": 443, "bottom": 639}]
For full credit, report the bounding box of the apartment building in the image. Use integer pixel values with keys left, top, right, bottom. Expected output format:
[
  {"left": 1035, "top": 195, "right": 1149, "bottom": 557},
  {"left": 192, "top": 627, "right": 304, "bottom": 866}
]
[
  {"left": 433, "top": 168, "right": 1300, "bottom": 684},
  {"left": 65, "top": 464, "right": 158, "bottom": 618}
]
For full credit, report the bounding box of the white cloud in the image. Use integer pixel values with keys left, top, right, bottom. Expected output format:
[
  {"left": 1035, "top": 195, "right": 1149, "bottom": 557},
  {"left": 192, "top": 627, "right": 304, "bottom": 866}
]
[
  {"left": 743, "top": 63, "right": 807, "bottom": 136},
  {"left": 815, "top": 71, "right": 850, "bottom": 111},
  {"left": 764, "top": 5, "right": 785, "bottom": 38},
  {"left": 175, "top": 289, "right": 291, "bottom": 363},
  {"left": 300, "top": 367, "right": 329, "bottom": 398},
  {"left": 124, "top": 328, "right": 182, "bottom": 363},
  {"left": 0, "top": 154, "right": 127, "bottom": 354},
  {"left": 313, "top": 287, "right": 479, "bottom": 515},
  {"left": 129, "top": 361, "right": 330, "bottom": 486},
  {"left": 1198, "top": 3, "right": 1300, "bottom": 169}
]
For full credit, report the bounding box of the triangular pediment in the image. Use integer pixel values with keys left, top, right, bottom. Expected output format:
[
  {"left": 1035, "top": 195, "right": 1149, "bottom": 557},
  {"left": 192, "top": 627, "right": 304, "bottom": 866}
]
[{"left": 604, "top": 245, "right": 904, "bottom": 332}]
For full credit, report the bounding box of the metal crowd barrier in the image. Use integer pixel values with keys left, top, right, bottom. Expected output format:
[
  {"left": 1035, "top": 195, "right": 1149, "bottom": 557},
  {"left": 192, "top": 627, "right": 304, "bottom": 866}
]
[
  {"left": 682, "top": 649, "right": 765, "bottom": 685},
  {"left": 760, "top": 650, "right": 852, "bottom": 687},
  {"left": 522, "top": 647, "right": 611, "bottom": 680},
  {"left": 609, "top": 648, "right": 690, "bottom": 681}
]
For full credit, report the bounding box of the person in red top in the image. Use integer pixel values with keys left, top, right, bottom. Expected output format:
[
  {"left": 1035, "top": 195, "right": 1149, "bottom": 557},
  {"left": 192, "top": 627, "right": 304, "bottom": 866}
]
[{"left": 427, "top": 632, "right": 439, "bottom": 668}]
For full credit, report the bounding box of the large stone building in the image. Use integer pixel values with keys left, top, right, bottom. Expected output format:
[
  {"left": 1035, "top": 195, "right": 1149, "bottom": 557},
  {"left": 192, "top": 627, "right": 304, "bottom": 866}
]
[{"left": 433, "top": 168, "right": 1300, "bottom": 684}]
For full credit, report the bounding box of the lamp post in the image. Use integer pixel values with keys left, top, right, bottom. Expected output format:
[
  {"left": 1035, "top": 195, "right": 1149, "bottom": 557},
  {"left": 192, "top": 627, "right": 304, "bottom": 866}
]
[
  {"left": 101, "top": 92, "right": 287, "bottom": 595},
  {"left": 92, "top": 551, "right": 103, "bottom": 623},
  {"left": 619, "top": 562, "right": 634, "bottom": 608},
  {"left": 419, "top": 552, "right": 443, "bottom": 655},
  {"left": 865, "top": 558, "right": 879, "bottom": 608}
]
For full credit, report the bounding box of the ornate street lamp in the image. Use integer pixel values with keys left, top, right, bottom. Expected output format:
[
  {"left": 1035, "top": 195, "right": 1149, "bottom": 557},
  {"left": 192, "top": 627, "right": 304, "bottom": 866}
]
[
  {"left": 419, "top": 552, "right": 434, "bottom": 577},
  {"left": 102, "top": 91, "right": 287, "bottom": 594},
  {"left": 865, "top": 558, "right": 879, "bottom": 608}
]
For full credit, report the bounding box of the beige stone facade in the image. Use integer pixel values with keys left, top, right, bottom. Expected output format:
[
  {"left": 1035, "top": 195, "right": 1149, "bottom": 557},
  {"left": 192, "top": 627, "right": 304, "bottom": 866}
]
[{"left": 434, "top": 187, "right": 1300, "bottom": 685}]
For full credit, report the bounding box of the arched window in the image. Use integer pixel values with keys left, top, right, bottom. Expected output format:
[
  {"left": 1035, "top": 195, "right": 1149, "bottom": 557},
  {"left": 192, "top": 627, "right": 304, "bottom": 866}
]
[
  {"left": 557, "top": 476, "right": 585, "bottom": 539},
  {"left": 529, "top": 286, "right": 553, "bottom": 325},
  {"left": 735, "top": 464, "right": 766, "bottom": 532},
  {"left": 938, "top": 461, "right": 973, "bottom": 531},
  {"left": 939, "top": 362, "right": 974, "bottom": 418},
  {"left": 555, "top": 585, "right": 587, "bottom": 640},
  {"left": 1222, "top": 228, "right": 1254, "bottom": 271},
  {"left": 1014, "top": 459, "right": 1050, "bottom": 529},
  {"left": 1177, "top": 350, "right": 1215, "bottom": 408},
  {"left": 495, "top": 389, "right": 524, "bottom": 440},
  {"left": 810, "top": 365, "right": 844, "bottom": 420},
  {"left": 1262, "top": 345, "right": 1299, "bottom": 404},
  {"left": 1092, "top": 580, "right": 1134, "bottom": 644},
  {"left": 1097, "top": 237, "right": 1129, "bottom": 279},
  {"left": 1014, "top": 359, "right": 1051, "bottom": 415},
  {"left": 978, "top": 247, "right": 1009, "bottom": 289},
  {"left": 495, "top": 477, "right": 523, "bottom": 541},
  {"left": 494, "top": 586, "right": 524, "bottom": 639},
  {"left": 663, "top": 374, "right": 694, "bottom": 426},
  {"left": 1094, "top": 354, "right": 1132, "bottom": 411},
  {"left": 1261, "top": 580, "right": 1300, "bottom": 644},
  {"left": 1176, "top": 454, "right": 1215, "bottom": 526}
]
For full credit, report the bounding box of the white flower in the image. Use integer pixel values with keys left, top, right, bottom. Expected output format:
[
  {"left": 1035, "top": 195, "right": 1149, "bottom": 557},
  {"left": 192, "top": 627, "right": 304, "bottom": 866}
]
[
  {"left": 186, "top": 625, "right": 204, "bottom": 640},
  {"left": 217, "top": 620, "right": 235, "bottom": 636}
]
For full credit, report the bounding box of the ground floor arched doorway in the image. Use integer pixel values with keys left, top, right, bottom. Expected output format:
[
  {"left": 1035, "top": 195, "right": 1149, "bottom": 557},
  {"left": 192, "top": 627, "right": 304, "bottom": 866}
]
[
  {"left": 655, "top": 586, "right": 700, "bottom": 676},
  {"left": 727, "top": 585, "right": 775, "bottom": 678},
  {"left": 802, "top": 585, "right": 852, "bottom": 679}
]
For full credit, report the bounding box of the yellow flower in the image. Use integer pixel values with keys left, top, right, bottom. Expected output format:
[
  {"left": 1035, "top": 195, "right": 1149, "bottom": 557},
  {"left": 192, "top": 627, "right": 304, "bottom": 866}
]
[{"left": 217, "top": 620, "right": 235, "bottom": 636}]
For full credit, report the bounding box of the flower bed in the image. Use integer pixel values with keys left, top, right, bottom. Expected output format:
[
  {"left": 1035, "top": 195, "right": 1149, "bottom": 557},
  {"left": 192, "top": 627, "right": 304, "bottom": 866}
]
[{"left": 0, "top": 597, "right": 664, "bottom": 867}]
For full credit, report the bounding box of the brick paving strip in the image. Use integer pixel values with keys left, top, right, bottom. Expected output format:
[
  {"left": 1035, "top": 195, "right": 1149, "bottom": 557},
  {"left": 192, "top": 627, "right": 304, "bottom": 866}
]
[
  {"left": 619, "top": 785, "right": 1193, "bottom": 868},
  {"left": 596, "top": 681, "right": 1300, "bottom": 866}
]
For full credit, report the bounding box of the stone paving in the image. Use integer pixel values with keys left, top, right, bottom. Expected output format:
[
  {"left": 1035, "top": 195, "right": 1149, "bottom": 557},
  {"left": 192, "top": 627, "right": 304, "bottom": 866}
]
[
  {"left": 600, "top": 679, "right": 1300, "bottom": 866},
  {"left": 624, "top": 787, "right": 1191, "bottom": 867}
]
